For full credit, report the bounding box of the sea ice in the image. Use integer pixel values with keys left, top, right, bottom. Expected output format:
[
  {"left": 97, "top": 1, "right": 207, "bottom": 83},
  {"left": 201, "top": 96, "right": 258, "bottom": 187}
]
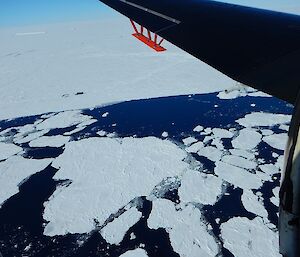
[
  {"left": 178, "top": 170, "right": 223, "bottom": 205},
  {"left": 215, "top": 161, "right": 262, "bottom": 190},
  {"left": 182, "top": 136, "right": 197, "bottom": 146},
  {"left": 185, "top": 142, "right": 204, "bottom": 153},
  {"left": 43, "top": 137, "right": 190, "bottom": 236},
  {"left": 212, "top": 128, "right": 234, "bottom": 138},
  {"left": 232, "top": 128, "right": 262, "bottom": 150},
  {"left": 263, "top": 133, "right": 288, "bottom": 151},
  {"left": 101, "top": 207, "right": 142, "bottom": 245},
  {"left": 197, "top": 146, "right": 223, "bottom": 162},
  {"left": 148, "top": 199, "right": 219, "bottom": 257},
  {"left": 241, "top": 189, "right": 268, "bottom": 218},
  {"left": 0, "top": 142, "right": 22, "bottom": 161},
  {"left": 36, "top": 111, "right": 93, "bottom": 130},
  {"left": 29, "top": 135, "right": 70, "bottom": 147},
  {"left": 221, "top": 155, "right": 256, "bottom": 170},
  {"left": 236, "top": 112, "right": 291, "bottom": 128},
  {"left": 193, "top": 125, "right": 204, "bottom": 132},
  {"left": 119, "top": 248, "right": 148, "bottom": 257},
  {"left": 221, "top": 217, "right": 280, "bottom": 257},
  {"left": 0, "top": 156, "right": 52, "bottom": 205}
]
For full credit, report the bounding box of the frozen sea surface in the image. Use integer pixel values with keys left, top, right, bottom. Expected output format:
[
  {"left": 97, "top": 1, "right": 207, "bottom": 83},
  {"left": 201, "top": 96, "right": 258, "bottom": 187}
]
[{"left": 0, "top": 91, "right": 292, "bottom": 257}]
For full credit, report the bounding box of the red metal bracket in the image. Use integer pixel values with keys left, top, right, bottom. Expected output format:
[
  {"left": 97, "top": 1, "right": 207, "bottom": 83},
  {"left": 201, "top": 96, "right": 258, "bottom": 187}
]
[{"left": 130, "top": 19, "right": 166, "bottom": 52}]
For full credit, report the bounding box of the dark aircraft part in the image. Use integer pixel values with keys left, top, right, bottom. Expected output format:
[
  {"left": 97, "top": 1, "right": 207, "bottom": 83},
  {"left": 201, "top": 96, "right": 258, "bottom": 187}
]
[
  {"left": 98, "top": 0, "right": 300, "bottom": 256},
  {"left": 130, "top": 19, "right": 166, "bottom": 52},
  {"left": 99, "top": 0, "right": 300, "bottom": 105}
]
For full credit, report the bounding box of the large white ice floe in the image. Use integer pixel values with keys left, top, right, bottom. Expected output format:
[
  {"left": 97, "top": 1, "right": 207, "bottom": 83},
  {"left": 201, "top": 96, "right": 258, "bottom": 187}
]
[
  {"left": 232, "top": 128, "right": 262, "bottom": 150},
  {"left": 14, "top": 129, "right": 50, "bottom": 144},
  {"left": 0, "top": 142, "right": 22, "bottom": 161},
  {"left": 262, "top": 133, "right": 288, "bottom": 151},
  {"left": 29, "top": 135, "right": 70, "bottom": 148},
  {"left": 43, "top": 137, "right": 190, "bottom": 236},
  {"left": 221, "top": 155, "right": 257, "bottom": 170},
  {"left": 236, "top": 112, "right": 291, "bottom": 128},
  {"left": 215, "top": 161, "right": 262, "bottom": 190},
  {"left": 119, "top": 248, "right": 148, "bottom": 257},
  {"left": 148, "top": 199, "right": 219, "bottom": 257},
  {"left": 100, "top": 207, "right": 142, "bottom": 245},
  {"left": 241, "top": 189, "right": 268, "bottom": 219},
  {"left": 212, "top": 128, "right": 234, "bottom": 138},
  {"left": 221, "top": 217, "right": 281, "bottom": 257},
  {"left": 0, "top": 156, "right": 52, "bottom": 205},
  {"left": 178, "top": 170, "right": 223, "bottom": 205},
  {"left": 36, "top": 111, "right": 93, "bottom": 130},
  {"left": 197, "top": 146, "right": 223, "bottom": 162}
]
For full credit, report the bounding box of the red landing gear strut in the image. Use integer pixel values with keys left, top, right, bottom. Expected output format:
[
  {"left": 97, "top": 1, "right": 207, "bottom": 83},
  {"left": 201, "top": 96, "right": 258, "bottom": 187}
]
[{"left": 130, "top": 19, "right": 166, "bottom": 52}]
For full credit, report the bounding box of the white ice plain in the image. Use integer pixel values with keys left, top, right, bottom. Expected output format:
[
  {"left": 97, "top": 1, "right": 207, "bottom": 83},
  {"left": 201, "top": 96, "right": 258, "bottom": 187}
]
[{"left": 0, "top": 18, "right": 236, "bottom": 120}]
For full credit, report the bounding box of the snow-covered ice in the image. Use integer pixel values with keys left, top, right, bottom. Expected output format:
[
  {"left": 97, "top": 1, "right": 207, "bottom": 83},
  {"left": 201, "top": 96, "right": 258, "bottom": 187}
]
[
  {"left": 212, "top": 128, "right": 234, "bottom": 138},
  {"left": 0, "top": 156, "right": 52, "bottom": 205},
  {"left": 232, "top": 128, "right": 262, "bottom": 150},
  {"left": 236, "top": 112, "right": 291, "bottom": 128},
  {"left": 119, "top": 248, "right": 148, "bottom": 257},
  {"left": 43, "top": 137, "right": 190, "bottom": 236},
  {"left": 221, "top": 155, "right": 256, "bottom": 170},
  {"left": 148, "top": 199, "right": 219, "bottom": 257},
  {"left": 182, "top": 136, "right": 197, "bottom": 146},
  {"left": 29, "top": 135, "right": 70, "bottom": 147},
  {"left": 197, "top": 146, "right": 223, "bottom": 162},
  {"left": 193, "top": 125, "right": 204, "bottom": 132},
  {"left": 178, "top": 170, "right": 223, "bottom": 205},
  {"left": 185, "top": 141, "right": 204, "bottom": 153},
  {"left": 101, "top": 207, "right": 142, "bottom": 245},
  {"left": 215, "top": 161, "right": 262, "bottom": 190},
  {"left": 0, "top": 18, "right": 235, "bottom": 120},
  {"left": 221, "top": 217, "right": 280, "bottom": 257},
  {"left": 36, "top": 111, "right": 93, "bottom": 130},
  {"left": 241, "top": 189, "right": 268, "bottom": 218},
  {"left": 263, "top": 133, "right": 288, "bottom": 151},
  {"left": 0, "top": 143, "right": 22, "bottom": 161}
]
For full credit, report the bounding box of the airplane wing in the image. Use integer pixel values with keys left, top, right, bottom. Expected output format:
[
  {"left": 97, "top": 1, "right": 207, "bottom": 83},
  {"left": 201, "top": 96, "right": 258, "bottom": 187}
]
[{"left": 98, "top": 0, "right": 300, "bottom": 104}]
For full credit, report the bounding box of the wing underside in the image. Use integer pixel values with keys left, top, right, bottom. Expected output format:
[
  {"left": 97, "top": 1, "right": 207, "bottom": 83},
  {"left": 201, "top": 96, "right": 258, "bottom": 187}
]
[{"left": 99, "top": 0, "right": 300, "bottom": 104}]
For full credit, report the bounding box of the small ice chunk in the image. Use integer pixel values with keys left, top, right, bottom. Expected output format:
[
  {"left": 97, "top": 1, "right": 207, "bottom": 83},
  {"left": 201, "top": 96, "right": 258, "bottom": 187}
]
[
  {"left": 178, "top": 170, "right": 223, "bottom": 205},
  {"left": 232, "top": 128, "right": 262, "bottom": 150},
  {"left": 221, "top": 217, "right": 280, "bottom": 257},
  {"left": 212, "top": 128, "right": 234, "bottom": 138},
  {"left": 120, "top": 249, "right": 148, "bottom": 257},
  {"left": 217, "top": 90, "right": 241, "bottom": 99},
  {"left": 263, "top": 133, "right": 288, "bottom": 151},
  {"left": 236, "top": 112, "right": 291, "bottom": 128},
  {"left": 0, "top": 142, "right": 22, "bottom": 161},
  {"left": 260, "top": 129, "right": 274, "bottom": 136},
  {"left": 279, "top": 124, "right": 289, "bottom": 131},
  {"left": 97, "top": 130, "right": 107, "bottom": 137},
  {"left": 222, "top": 155, "right": 256, "bottom": 170},
  {"left": 102, "top": 112, "right": 109, "bottom": 118},
  {"left": 248, "top": 91, "right": 272, "bottom": 97},
  {"left": 101, "top": 207, "right": 142, "bottom": 245},
  {"left": 182, "top": 137, "right": 197, "bottom": 146},
  {"left": 162, "top": 131, "right": 168, "bottom": 138},
  {"left": 215, "top": 161, "right": 262, "bottom": 190},
  {"left": 242, "top": 190, "right": 268, "bottom": 218},
  {"left": 29, "top": 135, "right": 70, "bottom": 148},
  {"left": 193, "top": 125, "right": 204, "bottom": 132},
  {"left": 197, "top": 146, "right": 223, "bottom": 162},
  {"left": 272, "top": 152, "right": 279, "bottom": 158},
  {"left": 130, "top": 232, "right": 136, "bottom": 240}
]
